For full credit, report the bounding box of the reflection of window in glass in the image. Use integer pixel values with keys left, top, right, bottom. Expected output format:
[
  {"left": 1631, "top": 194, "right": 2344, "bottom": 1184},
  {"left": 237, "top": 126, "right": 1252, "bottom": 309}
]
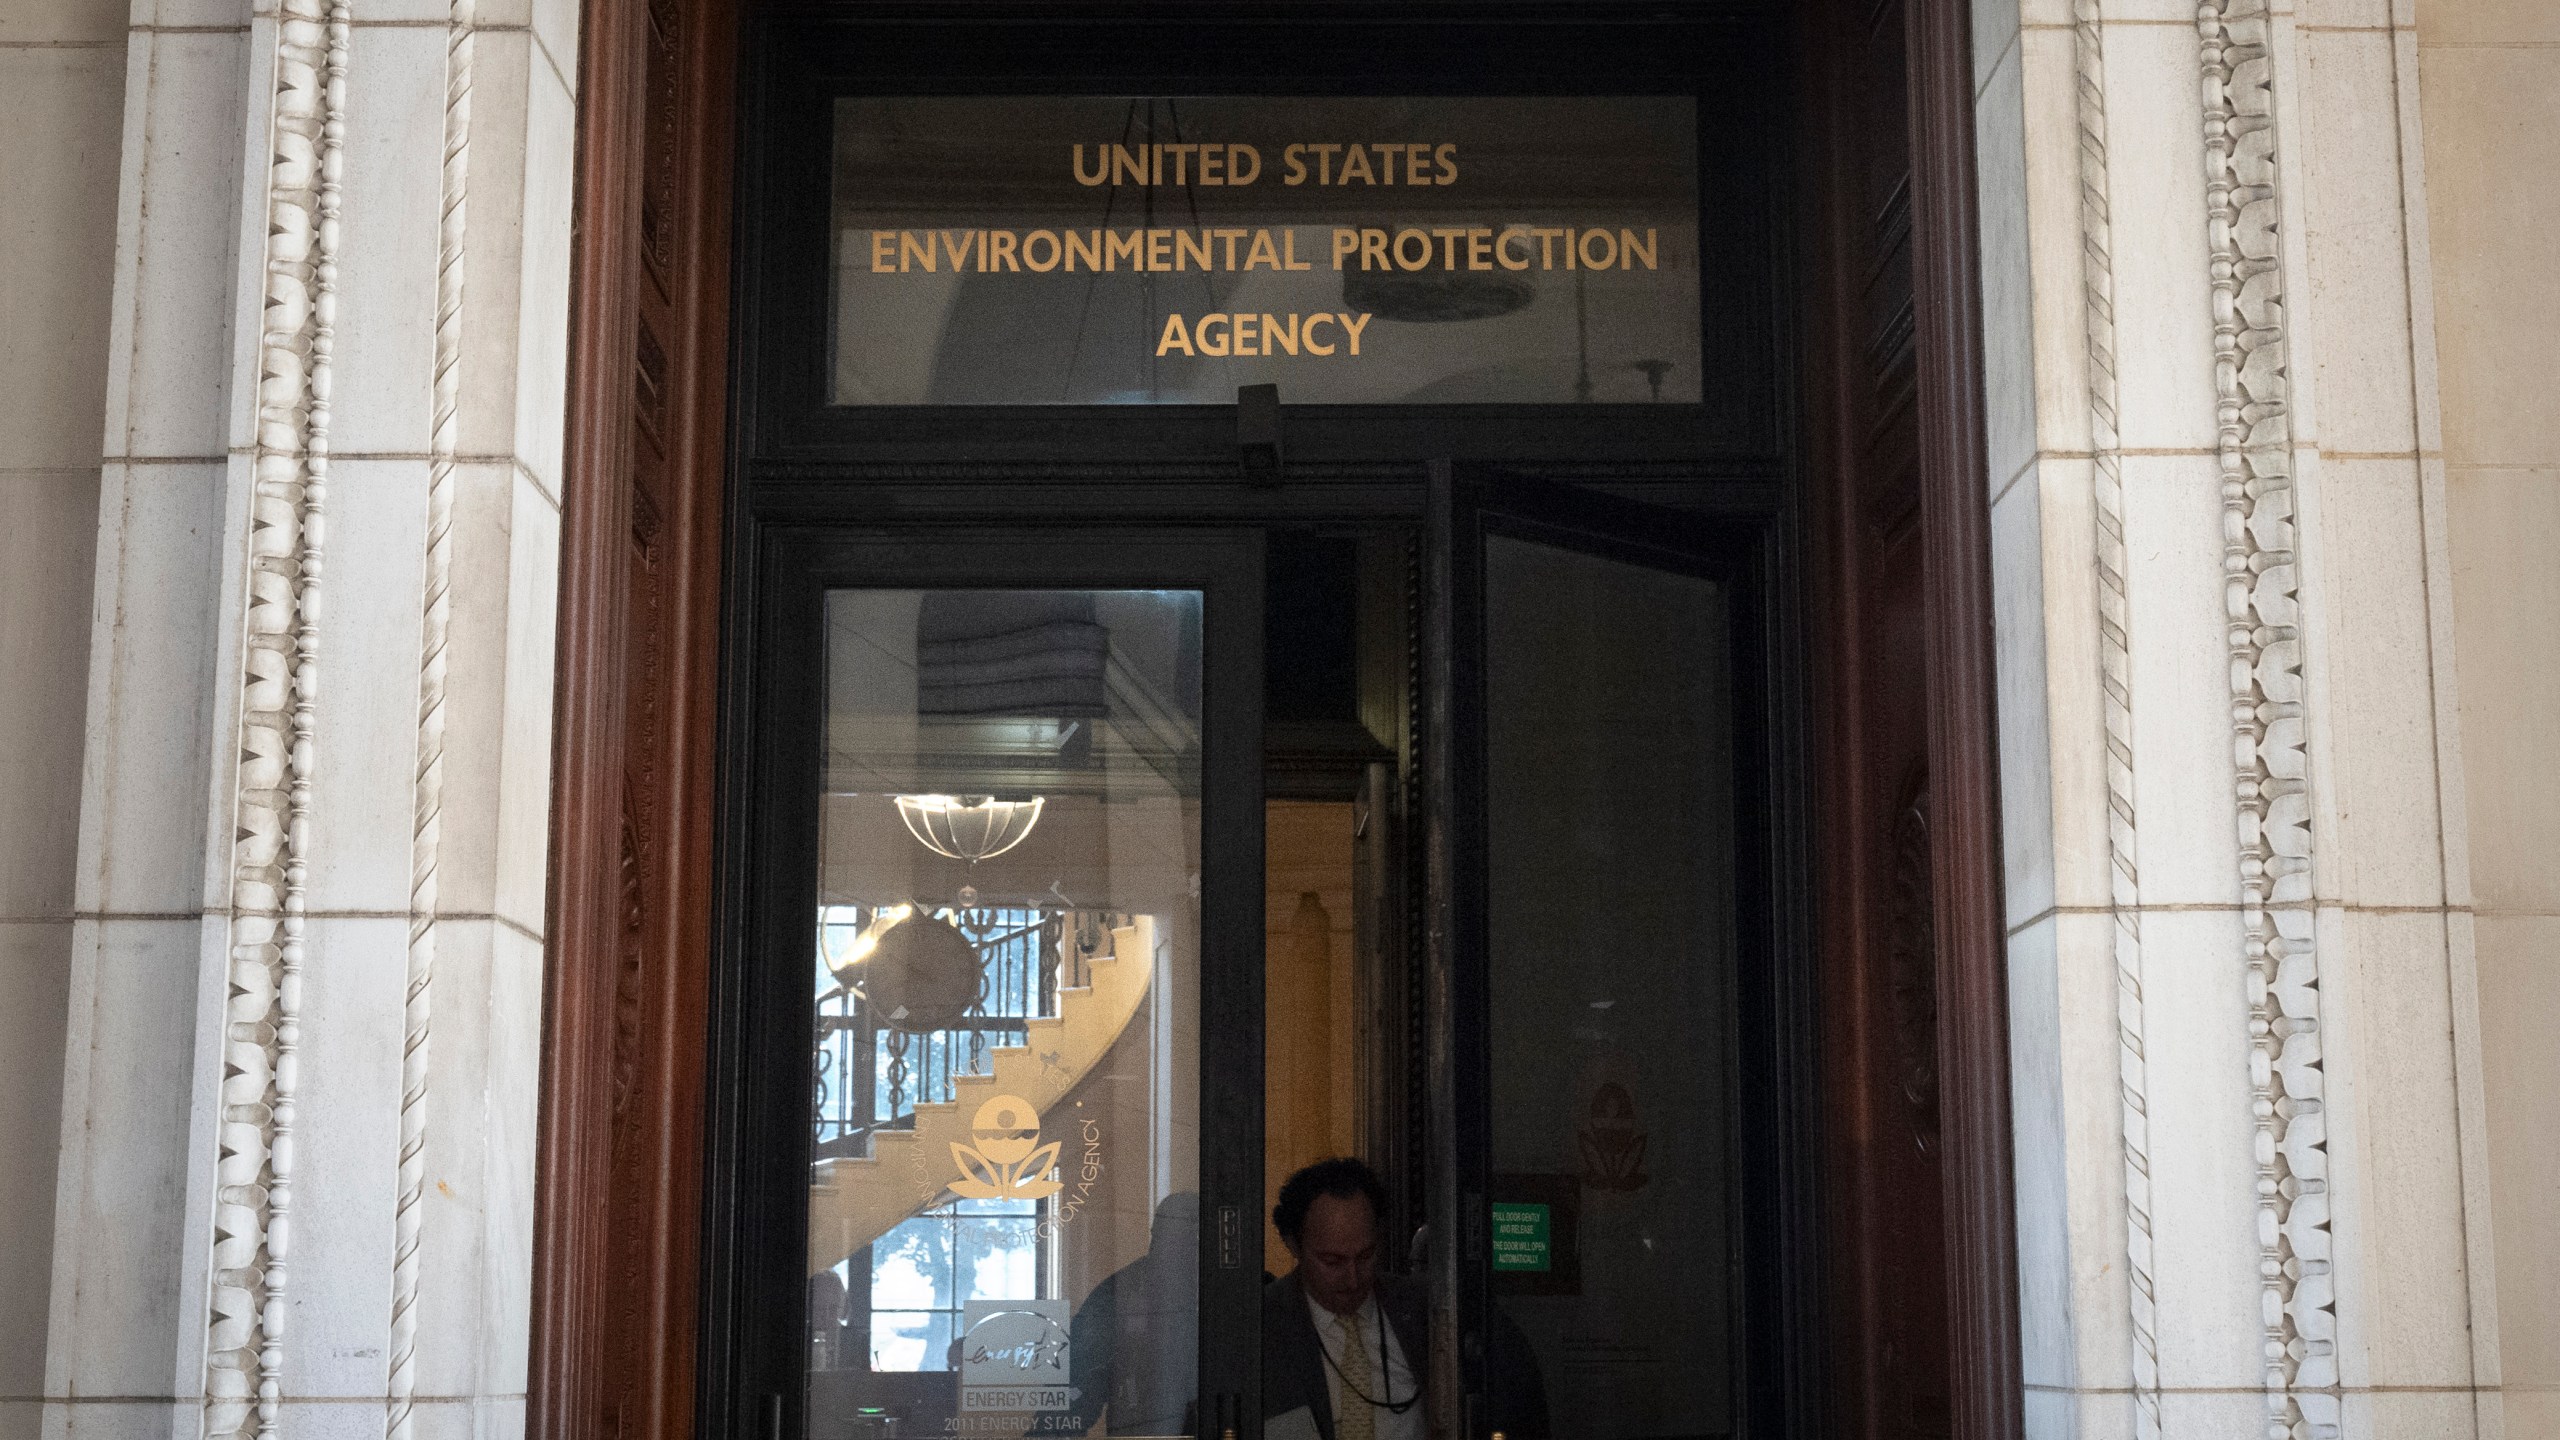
[{"left": 864, "top": 1198, "right": 1050, "bottom": 1372}]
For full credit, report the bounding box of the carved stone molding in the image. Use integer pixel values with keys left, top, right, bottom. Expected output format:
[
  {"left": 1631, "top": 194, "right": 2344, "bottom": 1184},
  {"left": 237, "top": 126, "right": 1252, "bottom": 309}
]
[
  {"left": 2195, "top": 5, "right": 2339, "bottom": 1437},
  {"left": 388, "top": 2, "right": 472, "bottom": 1436},
  {"left": 2068, "top": 5, "right": 2160, "bottom": 1437},
  {"left": 208, "top": 1, "right": 348, "bottom": 1434}
]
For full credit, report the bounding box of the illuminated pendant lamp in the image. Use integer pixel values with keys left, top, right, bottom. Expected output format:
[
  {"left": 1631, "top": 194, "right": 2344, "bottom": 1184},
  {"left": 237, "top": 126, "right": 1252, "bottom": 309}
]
[
  {"left": 823, "top": 902, "right": 987, "bottom": 1033},
  {"left": 893, "top": 794, "right": 1046, "bottom": 863}
]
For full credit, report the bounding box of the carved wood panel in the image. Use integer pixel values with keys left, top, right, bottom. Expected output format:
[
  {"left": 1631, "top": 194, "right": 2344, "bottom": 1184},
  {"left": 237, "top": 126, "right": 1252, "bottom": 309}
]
[
  {"left": 532, "top": 0, "right": 734, "bottom": 1431},
  {"left": 1801, "top": 0, "right": 2016, "bottom": 1434}
]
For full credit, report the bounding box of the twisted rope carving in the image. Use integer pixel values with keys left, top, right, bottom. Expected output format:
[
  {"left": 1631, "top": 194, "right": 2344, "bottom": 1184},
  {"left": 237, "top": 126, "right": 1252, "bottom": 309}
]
[
  {"left": 386, "top": 2, "right": 471, "bottom": 1435},
  {"left": 208, "top": 1, "right": 346, "bottom": 1434},
  {"left": 2196, "top": 5, "right": 2340, "bottom": 1437},
  {"left": 2069, "top": 6, "right": 2159, "bottom": 1437}
]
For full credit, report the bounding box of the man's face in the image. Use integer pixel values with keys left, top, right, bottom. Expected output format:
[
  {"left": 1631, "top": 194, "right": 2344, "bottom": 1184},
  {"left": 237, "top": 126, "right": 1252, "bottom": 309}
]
[{"left": 1292, "top": 1191, "right": 1379, "bottom": 1316}]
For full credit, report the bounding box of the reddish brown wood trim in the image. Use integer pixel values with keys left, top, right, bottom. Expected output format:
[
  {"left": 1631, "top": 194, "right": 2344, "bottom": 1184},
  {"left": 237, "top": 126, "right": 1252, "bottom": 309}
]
[
  {"left": 532, "top": 0, "right": 735, "bottom": 1432},
  {"left": 1801, "top": 0, "right": 2020, "bottom": 1431},
  {"left": 1799, "top": 0, "right": 1943, "bottom": 1431},
  {"left": 1904, "top": 0, "right": 2025, "bottom": 1433}
]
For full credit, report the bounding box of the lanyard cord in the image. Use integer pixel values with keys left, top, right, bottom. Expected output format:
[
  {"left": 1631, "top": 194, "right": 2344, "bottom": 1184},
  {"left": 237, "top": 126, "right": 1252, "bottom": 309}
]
[{"left": 1318, "top": 1304, "right": 1421, "bottom": 1415}]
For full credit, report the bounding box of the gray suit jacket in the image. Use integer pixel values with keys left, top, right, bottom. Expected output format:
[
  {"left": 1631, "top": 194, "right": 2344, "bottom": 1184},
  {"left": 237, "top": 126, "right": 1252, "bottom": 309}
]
[{"left": 1260, "top": 1270, "right": 1427, "bottom": 1440}]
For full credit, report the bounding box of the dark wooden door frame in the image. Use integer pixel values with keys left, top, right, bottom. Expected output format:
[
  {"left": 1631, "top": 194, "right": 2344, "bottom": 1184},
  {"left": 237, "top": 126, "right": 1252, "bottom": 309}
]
[
  {"left": 1795, "top": 0, "right": 2023, "bottom": 1434},
  {"left": 531, "top": 2, "right": 2020, "bottom": 1438},
  {"left": 530, "top": 0, "right": 736, "bottom": 1434},
  {"left": 1903, "top": 0, "right": 2025, "bottom": 1432}
]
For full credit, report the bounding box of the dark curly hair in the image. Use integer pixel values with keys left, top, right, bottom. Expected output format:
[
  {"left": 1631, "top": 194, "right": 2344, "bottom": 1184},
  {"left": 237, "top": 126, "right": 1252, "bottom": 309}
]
[{"left": 1272, "top": 1156, "right": 1388, "bottom": 1247}]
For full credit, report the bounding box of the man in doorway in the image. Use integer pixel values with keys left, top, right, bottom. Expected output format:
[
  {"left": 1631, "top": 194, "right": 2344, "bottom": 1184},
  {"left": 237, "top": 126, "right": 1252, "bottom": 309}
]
[{"left": 1262, "top": 1157, "right": 1547, "bottom": 1440}]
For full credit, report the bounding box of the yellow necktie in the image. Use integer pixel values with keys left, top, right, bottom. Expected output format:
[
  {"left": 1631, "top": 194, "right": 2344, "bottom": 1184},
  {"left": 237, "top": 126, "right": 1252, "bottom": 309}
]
[{"left": 1335, "top": 1311, "right": 1376, "bottom": 1440}]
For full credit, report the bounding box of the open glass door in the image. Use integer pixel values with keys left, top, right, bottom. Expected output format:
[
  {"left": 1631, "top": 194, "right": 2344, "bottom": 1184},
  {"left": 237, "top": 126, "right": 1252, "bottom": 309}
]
[
  {"left": 727, "top": 531, "right": 1265, "bottom": 1440},
  {"left": 1422, "top": 466, "right": 1758, "bottom": 1440}
]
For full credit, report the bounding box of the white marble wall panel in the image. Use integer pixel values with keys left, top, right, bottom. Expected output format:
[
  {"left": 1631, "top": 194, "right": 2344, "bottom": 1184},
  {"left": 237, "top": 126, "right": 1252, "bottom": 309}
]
[
  {"left": 37, "top": 0, "right": 581, "bottom": 1427},
  {"left": 2024, "top": 456, "right": 2110, "bottom": 916},
  {"left": 2092, "top": 22, "right": 2217, "bottom": 454},
  {"left": 1973, "top": 0, "right": 2018, "bottom": 92},
  {"left": 408, "top": 920, "right": 544, "bottom": 1395},
  {"left": 131, "top": 0, "right": 249, "bottom": 33},
  {"left": 2445, "top": 470, "right": 2560, "bottom": 915},
  {"left": 2154, "top": 1389, "right": 2264, "bottom": 1438},
  {"left": 2322, "top": 908, "right": 2474, "bottom": 1387},
  {"left": 303, "top": 458, "right": 435, "bottom": 913},
  {"left": 2347, "top": 1392, "right": 2486, "bottom": 1435},
  {"left": 329, "top": 26, "right": 447, "bottom": 459},
  {"left": 2015, "top": 25, "right": 2091, "bottom": 464},
  {"left": 2471, "top": 914, "right": 2559, "bottom": 1398},
  {"left": 490, "top": 472, "right": 562, "bottom": 935},
  {"left": 0, "top": 923, "right": 74, "bottom": 1386},
  {"left": 410, "top": 919, "right": 501, "bottom": 1395},
  {"left": 279, "top": 912, "right": 410, "bottom": 1395},
  {"left": 2129, "top": 909, "right": 2261, "bottom": 1391},
  {"left": 101, "top": 30, "right": 248, "bottom": 463},
  {"left": 2421, "top": 46, "right": 2560, "bottom": 469},
  {"left": 2420, "top": 1, "right": 2560, "bottom": 1424},
  {"left": 408, "top": 1396, "right": 525, "bottom": 1440},
  {"left": 2023, "top": 1386, "right": 2133, "bottom": 1440},
  {"left": 1994, "top": 455, "right": 2057, "bottom": 928},
  {"left": 433, "top": 463, "right": 561, "bottom": 934},
  {"left": 71, "top": 463, "right": 228, "bottom": 915},
  {"left": 2050, "top": 909, "right": 2138, "bottom": 1389},
  {"left": 38, "top": 1400, "right": 197, "bottom": 1440},
  {"left": 0, "top": 0, "right": 128, "bottom": 1425},
  {"left": 513, "top": 55, "right": 578, "bottom": 500},
  {"left": 0, "top": 472, "right": 103, "bottom": 920},
  {"left": 528, "top": 0, "right": 574, "bottom": 102},
  {"left": 2115, "top": 453, "right": 2240, "bottom": 908},
  {"left": 449, "top": 33, "right": 532, "bottom": 459},
  {"left": 1977, "top": 35, "right": 2038, "bottom": 496},
  {"left": 0, "top": 52, "right": 122, "bottom": 470},
  {"left": 2007, "top": 916, "right": 2074, "bottom": 1386},
  {"left": 2296, "top": 456, "right": 2450, "bottom": 907},
  {"left": 275, "top": 1399, "right": 395, "bottom": 1440},
  {"left": 1975, "top": 0, "right": 2547, "bottom": 1427},
  {"left": 46, "top": 916, "right": 218, "bottom": 1397},
  {"left": 2295, "top": 27, "right": 2423, "bottom": 456},
  {"left": 430, "top": 463, "right": 525, "bottom": 920}
]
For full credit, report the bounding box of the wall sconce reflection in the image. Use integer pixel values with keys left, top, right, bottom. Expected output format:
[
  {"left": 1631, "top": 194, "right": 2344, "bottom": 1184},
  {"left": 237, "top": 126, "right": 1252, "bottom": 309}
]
[{"left": 893, "top": 794, "right": 1046, "bottom": 863}]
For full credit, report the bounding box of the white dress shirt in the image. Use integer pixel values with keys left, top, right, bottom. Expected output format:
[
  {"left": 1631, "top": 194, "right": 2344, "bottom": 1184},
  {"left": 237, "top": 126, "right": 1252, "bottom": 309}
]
[{"left": 1306, "top": 1291, "right": 1421, "bottom": 1440}]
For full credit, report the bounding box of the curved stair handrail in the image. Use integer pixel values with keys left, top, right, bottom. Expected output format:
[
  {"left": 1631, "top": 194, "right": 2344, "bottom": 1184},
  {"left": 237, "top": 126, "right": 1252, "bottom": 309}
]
[{"left": 807, "top": 916, "right": 1159, "bottom": 1275}]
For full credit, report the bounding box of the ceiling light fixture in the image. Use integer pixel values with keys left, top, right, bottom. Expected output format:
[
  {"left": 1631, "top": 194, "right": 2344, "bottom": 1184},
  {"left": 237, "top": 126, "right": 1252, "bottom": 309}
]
[{"left": 893, "top": 794, "right": 1046, "bottom": 863}]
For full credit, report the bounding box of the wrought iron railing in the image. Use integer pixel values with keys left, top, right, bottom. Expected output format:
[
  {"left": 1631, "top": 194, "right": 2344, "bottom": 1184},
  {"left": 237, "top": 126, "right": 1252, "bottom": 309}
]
[{"left": 812, "top": 905, "right": 1111, "bottom": 1161}]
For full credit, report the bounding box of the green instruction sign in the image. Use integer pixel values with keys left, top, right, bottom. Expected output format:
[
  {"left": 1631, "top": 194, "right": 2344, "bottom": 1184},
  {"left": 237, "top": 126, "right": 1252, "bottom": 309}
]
[{"left": 1490, "top": 1202, "right": 1551, "bottom": 1272}]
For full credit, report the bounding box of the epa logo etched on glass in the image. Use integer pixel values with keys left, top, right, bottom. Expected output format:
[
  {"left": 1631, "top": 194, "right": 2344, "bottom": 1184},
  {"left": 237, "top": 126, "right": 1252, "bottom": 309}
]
[{"left": 950, "top": 1094, "right": 1065, "bottom": 1200}]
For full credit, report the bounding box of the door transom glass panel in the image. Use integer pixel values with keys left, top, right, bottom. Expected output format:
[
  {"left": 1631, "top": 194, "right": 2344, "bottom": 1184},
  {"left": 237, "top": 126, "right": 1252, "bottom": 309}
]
[{"left": 830, "top": 97, "right": 1703, "bottom": 406}]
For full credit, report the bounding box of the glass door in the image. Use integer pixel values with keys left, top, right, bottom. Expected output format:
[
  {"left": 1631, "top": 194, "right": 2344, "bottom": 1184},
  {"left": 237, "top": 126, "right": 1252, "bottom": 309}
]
[
  {"left": 720, "top": 531, "right": 1265, "bottom": 1440},
  {"left": 1421, "top": 466, "right": 1775, "bottom": 1440}
]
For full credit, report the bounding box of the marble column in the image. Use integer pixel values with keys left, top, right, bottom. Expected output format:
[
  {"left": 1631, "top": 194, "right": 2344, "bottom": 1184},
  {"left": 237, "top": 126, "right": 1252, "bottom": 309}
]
[
  {"left": 1971, "top": 0, "right": 2509, "bottom": 1434},
  {"left": 39, "top": 1, "right": 577, "bottom": 1439},
  {"left": 0, "top": 0, "right": 126, "bottom": 1433}
]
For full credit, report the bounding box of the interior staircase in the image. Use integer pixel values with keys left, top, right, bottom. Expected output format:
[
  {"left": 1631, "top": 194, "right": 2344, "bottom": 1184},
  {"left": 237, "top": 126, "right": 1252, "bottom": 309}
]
[{"left": 808, "top": 915, "right": 1158, "bottom": 1275}]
